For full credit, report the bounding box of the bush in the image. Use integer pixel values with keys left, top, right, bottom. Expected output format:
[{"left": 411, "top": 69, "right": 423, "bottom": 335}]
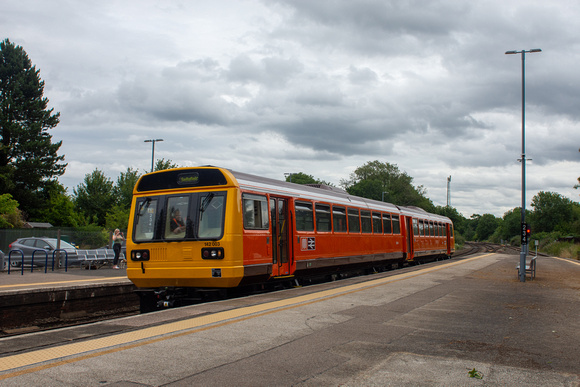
[{"left": 543, "top": 240, "right": 580, "bottom": 259}]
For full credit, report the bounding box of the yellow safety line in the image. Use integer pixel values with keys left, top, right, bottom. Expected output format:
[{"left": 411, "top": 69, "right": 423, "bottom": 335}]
[
  {"left": 0, "top": 277, "right": 129, "bottom": 289},
  {"left": 551, "top": 256, "right": 580, "bottom": 266},
  {"left": 0, "top": 254, "right": 492, "bottom": 378}
]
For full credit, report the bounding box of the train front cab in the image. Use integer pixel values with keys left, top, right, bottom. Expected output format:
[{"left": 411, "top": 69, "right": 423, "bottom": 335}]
[{"left": 126, "top": 168, "right": 248, "bottom": 291}]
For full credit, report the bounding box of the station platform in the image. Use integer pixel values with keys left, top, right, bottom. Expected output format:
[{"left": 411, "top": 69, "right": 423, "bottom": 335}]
[
  {"left": 0, "top": 253, "right": 578, "bottom": 386},
  {"left": 0, "top": 265, "right": 130, "bottom": 292}
]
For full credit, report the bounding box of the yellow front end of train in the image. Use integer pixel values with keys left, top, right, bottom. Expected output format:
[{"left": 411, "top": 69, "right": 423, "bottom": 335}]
[{"left": 126, "top": 167, "right": 245, "bottom": 289}]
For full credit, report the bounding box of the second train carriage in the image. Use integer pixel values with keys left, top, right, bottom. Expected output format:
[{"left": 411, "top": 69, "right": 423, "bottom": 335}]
[{"left": 126, "top": 167, "right": 454, "bottom": 309}]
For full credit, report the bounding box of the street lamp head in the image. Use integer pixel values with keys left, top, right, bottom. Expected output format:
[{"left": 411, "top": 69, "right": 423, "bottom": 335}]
[{"left": 505, "top": 49, "right": 542, "bottom": 55}]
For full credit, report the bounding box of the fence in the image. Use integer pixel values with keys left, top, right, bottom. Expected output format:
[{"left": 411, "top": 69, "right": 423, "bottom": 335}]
[{"left": 0, "top": 227, "right": 125, "bottom": 253}]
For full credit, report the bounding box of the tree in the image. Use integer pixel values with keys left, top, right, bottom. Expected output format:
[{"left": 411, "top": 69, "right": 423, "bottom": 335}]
[
  {"left": 34, "top": 182, "right": 80, "bottom": 227},
  {"left": 530, "top": 191, "right": 579, "bottom": 233},
  {"left": 285, "top": 172, "right": 333, "bottom": 186},
  {"left": 497, "top": 208, "right": 522, "bottom": 243},
  {"left": 0, "top": 193, "right": 23, "bottom": 228},
  {"left": 475, "top": 214, "right": 500, "bottom": 241},
  {"left": 0, "top": 39, "right": 65, "bottom": 218},
  {"left": 105, "top": 204, "right": 130, "bottom": 231},
  {"left": 341, "top": 160, "right": 434, "bottom": 210},
  {"left": 74, "top": 169, "right": 115, "bottom": 227},
  {"left": 114, "top": 167, "right": 141, "bottom": 209},
  {"left": 154, "top": 158, "right": 178, "bottom": 171}
]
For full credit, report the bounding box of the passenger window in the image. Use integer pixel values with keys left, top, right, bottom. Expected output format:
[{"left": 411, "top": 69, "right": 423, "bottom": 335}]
[
  {"left": 134, "top": 198, "right": 158, "bottom": 241},
  {"left": 295, "top": 201, "right": 314, "bottom": 231},
  {"left": 333, "top": 206, "right": 347, "bottom": 233},
  {"left": 166, "top": 196, "right": 189, "bottom": 239},
  {"left": 429, "top": 222, "right": 434, "bottom": 236},
  {"left": 419, "top": 220, "right": 425, "bottom": 236},
  {"left": 372, "top": 212, "right": 382, "bottom": 234},
  {"left": 413, "top": 219, "right": 419, "bottom": 235},
  {"left": 361, "top": 210, "right": 372, "bottom": 233},
  {"left": 348, "top": 208, "right": 360, "bottom": 233},
  {"left": 315, "top": 204, "right": 332, "bottom": 232},
  {"left": 243, "top": 194, "right": 269, "bottom": 230},
  {"left": 383, "top": 213, "right": 392, "bottom": 234},
  {"left": 392, "top": 215, "right": 401, "bottom": 234}
]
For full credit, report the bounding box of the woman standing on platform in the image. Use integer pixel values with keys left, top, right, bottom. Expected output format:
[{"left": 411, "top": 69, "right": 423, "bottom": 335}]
[{"left": 112, "top": 229, "right": 125, "bottom": 269}]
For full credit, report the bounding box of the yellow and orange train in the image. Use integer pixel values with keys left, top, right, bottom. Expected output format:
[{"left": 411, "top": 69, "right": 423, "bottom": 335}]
[{"left": 126, "top": 167, "right": 454, "bottom": 310}]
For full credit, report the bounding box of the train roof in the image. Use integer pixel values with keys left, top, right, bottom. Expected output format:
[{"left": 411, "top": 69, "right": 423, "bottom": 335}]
[
  {"left": 228, "top": 169, "right": 401, "bottom": 213},
  {"left": 398, "top": 205, "right": 452, "bottom": 223},
  {"left": 136, "top": 166, "right": 451, "bottom": 222}
]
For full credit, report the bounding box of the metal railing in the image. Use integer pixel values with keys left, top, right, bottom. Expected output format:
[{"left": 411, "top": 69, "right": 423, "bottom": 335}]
[{"left": 7, "top": 249, "right": 71, "bottom": 274}]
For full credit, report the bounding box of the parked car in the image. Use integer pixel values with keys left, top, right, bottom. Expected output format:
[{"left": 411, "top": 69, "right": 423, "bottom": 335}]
[{"left": 8, "top": 237, "right": 79, "bottom": 267}]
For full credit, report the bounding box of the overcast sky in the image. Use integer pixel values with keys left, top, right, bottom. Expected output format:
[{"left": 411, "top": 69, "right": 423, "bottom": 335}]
[{"left": 3, "top": 0, "right": 579, "bottom": 217}]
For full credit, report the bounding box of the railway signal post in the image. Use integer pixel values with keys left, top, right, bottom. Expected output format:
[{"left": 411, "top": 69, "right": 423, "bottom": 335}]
[{"left": 505, "top": 48, "right": 541, "bottom": 282}]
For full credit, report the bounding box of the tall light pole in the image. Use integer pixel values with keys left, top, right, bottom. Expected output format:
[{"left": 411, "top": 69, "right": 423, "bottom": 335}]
[
  {"left": 144, "top": 139, "right": 163, "bottom": 172},
  {"left": 446, "top": 176, "right": 451, "bottom": 207},
  {"left": 505, "top": 48, "right": 541, "bottom": 282}
]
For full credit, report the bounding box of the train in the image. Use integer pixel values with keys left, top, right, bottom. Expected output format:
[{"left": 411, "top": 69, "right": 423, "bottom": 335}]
[{"left": 126, "top": 166, "right": 454, "bottom": 311}]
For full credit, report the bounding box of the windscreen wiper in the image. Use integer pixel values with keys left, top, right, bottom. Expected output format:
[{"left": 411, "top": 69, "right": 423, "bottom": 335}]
[
  {"left": 200, "top": 193, "right": 215, "bottom": 220},
  {"left": 137, "top": 198, "right": 151, "bottom": 216}
]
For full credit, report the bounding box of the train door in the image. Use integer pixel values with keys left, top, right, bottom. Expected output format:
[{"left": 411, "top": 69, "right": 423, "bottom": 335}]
[
  {"left": 446, "top": 223, "right": 453, "bottom": 255},
  {"left": 406, "top": 217, "right": 414, "bottom": 260},
  {"left": 270, "top": 197, "right": 290, "bottom": 276}
]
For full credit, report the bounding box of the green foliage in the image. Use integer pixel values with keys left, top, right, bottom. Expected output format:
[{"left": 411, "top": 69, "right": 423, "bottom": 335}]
[
  {"left": 0, "top": 39, "right": 66, "bottom": 218},
  {"left": 73, "top": 169, "right": 115, "bottom": 227},
  {"left": 0, "top": 193, "right": 23, "bottom": 228},
  {"left": 154, "top": 158, "right": 178, "bottom": 172},
  {"left": 113, "top": 167, "right": 141, "bottom": 209},
  {"left": 285, "top": 172, "right": 332, "bottom": 186},
  {"left": 33, "top": 182, "right": 81, "bottom": 227},
  {"left": 475, "top": 214, "right": 500, "bottom": 241},
  {"left": 468, "top": 368, "right": 483, "bottom": 379},
  {"left": 72, "top": 225, "right": 109, "bottom": 248},
  {"left": 530, "top": 191, "right": 579, "bottom": 233},
  {"left": 105, "top": 204, "right": 130, "bottom": 231},
  {"left": 341, "top": 160, "right": 435, "bottom": 211}
]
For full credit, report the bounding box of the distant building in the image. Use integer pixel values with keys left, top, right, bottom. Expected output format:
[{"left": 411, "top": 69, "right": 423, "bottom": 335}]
[{"left": 23, "top": 222, "right": 53, "bottom": 229}]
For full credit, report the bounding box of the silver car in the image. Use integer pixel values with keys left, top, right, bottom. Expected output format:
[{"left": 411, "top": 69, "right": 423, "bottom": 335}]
[{"left": 8, "top": 237, "right": 79, "bottom": 267}]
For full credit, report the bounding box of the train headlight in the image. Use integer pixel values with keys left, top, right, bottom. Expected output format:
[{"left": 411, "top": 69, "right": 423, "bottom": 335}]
[
  {"left": 131, "top": 250, "right": 150, "bottom": 261},
  {"left": 201, "top": 247, "right": 224, "bottom": 259}
]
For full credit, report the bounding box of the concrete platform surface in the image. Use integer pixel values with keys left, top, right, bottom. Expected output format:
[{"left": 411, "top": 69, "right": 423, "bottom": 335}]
[
  {"left": 0, "top": 266, "right": 130, "bottom": 294},
  {"left": 0, "top": 253, "right": 578, "bottom": 386}
]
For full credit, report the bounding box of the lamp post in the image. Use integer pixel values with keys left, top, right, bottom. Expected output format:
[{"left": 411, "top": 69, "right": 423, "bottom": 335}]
[
  {"left": 446, "top": 176, "right": 451, "bottom": 207},
  {"left": 505, "top": 48, "right": 541, "bottom": 282},
  {"left": 144, "top": 139, "right": 164, "bottom": 172}
]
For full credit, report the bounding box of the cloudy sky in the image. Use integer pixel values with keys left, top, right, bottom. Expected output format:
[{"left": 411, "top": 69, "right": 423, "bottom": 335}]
[{"left": 3, "top": 0, "right": 579, "bottom": 217}]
